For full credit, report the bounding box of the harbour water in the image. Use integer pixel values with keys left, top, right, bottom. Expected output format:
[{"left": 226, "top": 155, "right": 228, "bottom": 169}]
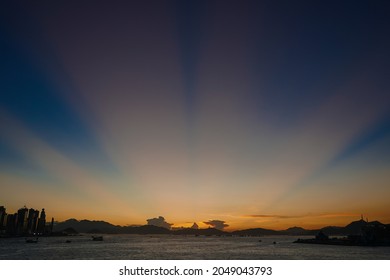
[{"left": 1, "top": 235, "right": 390, "bottom": 260}]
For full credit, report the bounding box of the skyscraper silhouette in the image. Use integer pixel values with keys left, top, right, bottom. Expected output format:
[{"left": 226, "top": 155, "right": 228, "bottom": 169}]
[{"left": 37, "top": 208, "right": 46, "bottom": 234}]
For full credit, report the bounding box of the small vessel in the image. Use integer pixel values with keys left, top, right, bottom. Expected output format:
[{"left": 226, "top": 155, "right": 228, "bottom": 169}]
[
  {"left": 26, "top": 238, "right": 38, "bottom": 243},
  {"left": 65, "top": 240, "right": 72, "bottom": 243},
  {"left": 92, "top": 236, "right": 103, "bottom": 241}
]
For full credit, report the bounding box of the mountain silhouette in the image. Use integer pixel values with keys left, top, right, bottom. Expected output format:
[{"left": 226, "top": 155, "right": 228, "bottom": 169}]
[
  {"left": 53, "top": 219, "right": 171, "bottom": 234},
  {"left": 282, "top": 226, "right": 316, "bottom": 235},
  {"left": 231, "top": 228, "right": 279, "bottom": 236},
  {"left": 53, "top": 218, "right": 387, "bottom": 236}
]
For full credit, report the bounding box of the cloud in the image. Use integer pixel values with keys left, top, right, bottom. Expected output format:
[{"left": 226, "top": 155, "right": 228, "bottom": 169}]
[
  {"left": 203, "top": 220, "right": 229, "bottom": 230},
  {"left": 146, "top": 216, "right": 173, "bottom": 230}
]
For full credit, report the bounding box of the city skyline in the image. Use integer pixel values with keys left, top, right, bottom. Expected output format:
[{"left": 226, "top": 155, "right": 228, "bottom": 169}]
[
  {"left": 0, "top": 204, "right": 49, "bottom": 236},
  {"left": 1, "top": 1, "right": 390, "bottom": 231}
]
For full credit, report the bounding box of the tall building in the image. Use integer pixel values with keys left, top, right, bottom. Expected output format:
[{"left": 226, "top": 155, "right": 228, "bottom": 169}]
[
  {"left": 16, "top": 206, "right": 29, "bottom": 235},
  {"left": 0, "top": 206, "right": 6, "bottom": 234},
  {"left": 37, "top": 208, "right": 46, "bottom": 235},
  {"left": 27, "top": 208, "right": 40, "bottom": 234},
  {"left": 50, "top": 217, "right": 54, "bottom": 234},
  {"left": 6, "top": 214, "right": 17, "bottom": 235},
  {"left": 1, "top": 213, "right": 7, "bottom": 234}
]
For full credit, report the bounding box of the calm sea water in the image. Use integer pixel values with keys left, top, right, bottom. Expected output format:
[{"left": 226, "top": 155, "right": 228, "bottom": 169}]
[{"left": 1, "top": 235, "right": 389, "bottom": 260}]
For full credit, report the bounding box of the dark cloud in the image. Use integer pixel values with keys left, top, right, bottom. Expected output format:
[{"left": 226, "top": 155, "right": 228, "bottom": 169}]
[
  {"left": 203, "top": 220, "right": 229, "bottom": 230},
  {"left": 146, "top": 216, "right": 173, "bottom": 230}
]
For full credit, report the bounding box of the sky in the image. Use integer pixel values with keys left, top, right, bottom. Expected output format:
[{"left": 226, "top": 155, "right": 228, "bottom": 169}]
[{"left": 1, "top": 0, "right": 390, "bottom": 230}]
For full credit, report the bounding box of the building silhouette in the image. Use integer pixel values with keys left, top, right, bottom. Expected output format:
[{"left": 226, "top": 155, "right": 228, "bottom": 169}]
[
  {"left": 37, "top": 208, "right": 46, "bottom": 235},
  {"left": 6, "top": 214, "right": 17, "bottom": 235},
  {"left": 16, "top": 206, "right": 29, "bottom": 235},
  {"left": 0, "top": 206, "right": 6, "bottom": 234},
  {"left": 0, "top": 205, "right": 52, "bottom": 237},
  {"left": 27, "top": 208, "right": 40, "bottom": 234}
]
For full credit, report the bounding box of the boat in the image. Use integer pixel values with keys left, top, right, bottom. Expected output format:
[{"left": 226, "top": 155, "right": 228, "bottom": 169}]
[
  {"left": 91, "top": 236, "right": 103, "bottom": 241},
  {"left": 26, "top": 238, "right": 38, "bottom": 243}
]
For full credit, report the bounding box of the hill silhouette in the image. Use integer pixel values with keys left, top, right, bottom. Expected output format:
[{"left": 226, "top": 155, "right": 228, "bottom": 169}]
[
  {"left": 231, "top": 228, "right": 279, "bottom": 236},
  {"left": 53, "top": 219, "right": 171, "bottom": 234},
  {"left": 320, "top": 219, "right": 384, "bottom": 236},
  {"left": 53, "top": 218, "right": 387, "bottom": 236}
]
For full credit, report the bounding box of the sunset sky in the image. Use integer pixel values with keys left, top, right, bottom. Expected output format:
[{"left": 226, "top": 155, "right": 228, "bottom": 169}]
[{"left": 1, "top": 1, "right": 390, "bottom": 230}]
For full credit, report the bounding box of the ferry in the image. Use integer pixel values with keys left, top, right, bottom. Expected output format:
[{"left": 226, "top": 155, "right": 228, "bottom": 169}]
[{"left": 91, "top": 236, "right": 103, "bottom": 241}]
